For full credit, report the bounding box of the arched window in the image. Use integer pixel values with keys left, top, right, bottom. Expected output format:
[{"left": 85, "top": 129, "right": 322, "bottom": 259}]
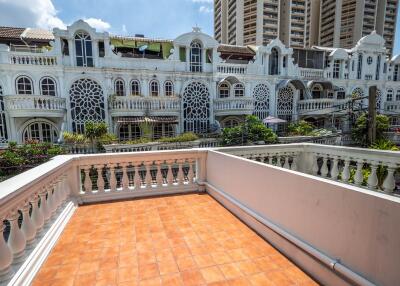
[
  {"left": 0, "top": 85, "right": 7, "bottom": 143},
  {"left": 311, "top": 84, "right": 323, "bottom": 99},
  {"left": 222, "top": 118, "right": 240, "bottom": 128},
  {"left": 69, "top": 78, "right": 105, "bottom": 133},
  {"left": 114, "top": 79, "right": 125, "bottom": 96},
  {"left": 269, "top": 48, "right": 279, "bottom": 75},
  {"left": 164, "top": 81, "right": 174, "bottom": 96},
  {"left": 119, "top": 124, "right": 141, "bottom": 141},
  {"left": 150, "top": 80, "right": 159, "bottom": 96},
  {"left": 16, "top": 76, "right": 33, "bottom": 94},
  {"left": 277, "top": 86, "right": 294, "bottom": 122},
  {"left": 376, "top": 55, "right": 381, "bottom": 80},
  {"left": 387, "top": 89, "right": 393, "bottom": 101},
  {"left": 40, "top": 77, "right": 57, "bottom": 96},
  {"left": 23, "top": 121, "right": 58, "bottom": 143},
  {"left": 190, "top": 41, "right": 202, "bottom": 72},
  {"left": 218, "top": 83, "right": 230, "bottom": 98},
  {"left": 336, "top": 87, "right": 346, "bottom": 99},
  {"left": 252, "top": 84, "right": 270, "bottom": 120},
  {"left": 357, "top": 54, "right": 363, "bottom": 79},
  {"left": 396, "top": 89, "right": 400, "bottom": 101},
  {"left": 75, "top": 32, "right": 93, "bottom": 67},
  {"left": 130, "top": 80, "right": 141, "bottom": 96},
  {"left": 234, "top": 83, "right": 244, "bottom": 97}
]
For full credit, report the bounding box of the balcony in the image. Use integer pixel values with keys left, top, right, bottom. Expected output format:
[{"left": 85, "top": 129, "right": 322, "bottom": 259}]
[
  {"left": 4, "top": 95, "right": 66, "bottom": 117},
  {"left": 109, "top": 96, "right": 180, "bottom": 117},
  {"left": 297, "top": 98, "right": 350, "bottom": 115},
  {"left": 213, "top": 98, "right": 254, "bottom": 116},
  {"left": 0, "top": 144, "right": 399, "bottom": 286},
  {"left": 9, "top": 52, "right": 57, "bottom": 66},
  {"left": 384, "top": 101, "right": 400, "bottom": 114},
  {"left": 216, "top": 63, "right": 247, "bottom": 75},
  {"left": 298, "top": 68, "right": 325, "bottom": 79}
]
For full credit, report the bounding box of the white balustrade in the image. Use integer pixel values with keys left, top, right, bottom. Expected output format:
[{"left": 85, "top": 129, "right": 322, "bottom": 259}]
[
  {"left": 217, "top": 63, "right": 247, "bottom": 74},
  {"left": 4, "top": 95, "right": 66, "bottom": 112},
  {"left": 9, "top": 53, "right": 57, "bottom": 66},
  {"left": 213, "top": 98, "right": 254, "bottom": 112},
  {"left": 299, "top": 68, "right": 324, "bottom": 79},
  {"left": 109, "top": 96, "right": 180, "bottom": 113}
]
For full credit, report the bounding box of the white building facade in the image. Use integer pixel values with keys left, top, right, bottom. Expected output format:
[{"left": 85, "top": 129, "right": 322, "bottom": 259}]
[{"left": 0, "top": 20, "right": 400, "bottom": 144}]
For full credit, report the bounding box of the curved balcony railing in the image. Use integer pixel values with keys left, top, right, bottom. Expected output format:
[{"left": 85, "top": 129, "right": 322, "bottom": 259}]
[
  {"left": 9, "top": 52, "right": 57, "bottom": 66},
  {"left": 109, "top": 96, "right": 180, "bottom": 116},
  {"left": 297, "top": 98, "right": 335, "bottom": 114},
  {"left": 298, "top": 68, "right": 325, "bottom": 79},
  {"left": 216, "top": 63, "right": 247, "bottom": 74},
  {"left": 213, "top": 97, "right": 254, "bottom": 115},
  {"left": 4, "top": 95, "right": 66, "bottom": 117}
]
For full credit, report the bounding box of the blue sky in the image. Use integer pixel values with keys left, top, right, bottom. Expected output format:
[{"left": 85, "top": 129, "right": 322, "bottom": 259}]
[{"left": 0, "top": 0, "right": 399, "bottom": 54}]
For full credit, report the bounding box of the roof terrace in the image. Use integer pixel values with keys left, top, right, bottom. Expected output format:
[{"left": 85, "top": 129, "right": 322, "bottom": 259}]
[{"left": 0, "top": 144, "right": 399, "bottom": 286}]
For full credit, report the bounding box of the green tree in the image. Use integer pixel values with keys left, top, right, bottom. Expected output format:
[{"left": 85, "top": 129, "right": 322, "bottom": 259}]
[
  {"left": 221, "top": 115, "right": 277, "bottom": 146},
  {"left": 352, "top": 113, "right": 390, "bottom": 146},
  {"left": 287, "top": 120, "right": 314, "bottom": 136}
]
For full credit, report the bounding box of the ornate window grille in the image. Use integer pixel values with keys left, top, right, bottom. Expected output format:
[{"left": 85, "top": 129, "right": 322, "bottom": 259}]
[
  {"left": 16, "top": 76, "right": 33, "bottom": 94},
  {"left": 75, "top": 32, "right": 93, "bottom": 67},
  {"left": 114, "top": 79, "right": 125, "bottom": 96},
  {"left": 131, "top": 80, "right": 141, "bottom": 96},
  {"left": 40, "top": 77, "right": 57, "bottom": 96},
  {"left": 69, "top": 78, "right": 105, "bottom": 133},
  {"left": 277, "top": 86, "right": 294, "bottom": 121},
  {"left": 183, "top": 82, "right": 210, "bottom": 133},
  {"left": 252, "top": 84, "right": 270, "bottom": 120}
]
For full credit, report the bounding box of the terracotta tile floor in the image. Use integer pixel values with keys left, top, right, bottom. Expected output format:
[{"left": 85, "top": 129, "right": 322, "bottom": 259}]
[{"left": 32, "top": 194, "right": 318, "bottom": 286}]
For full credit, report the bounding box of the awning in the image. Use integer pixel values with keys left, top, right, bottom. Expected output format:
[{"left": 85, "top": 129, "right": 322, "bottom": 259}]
[
  {"left": 117, "top": 116, "right": 178, "bottom": 124},
  {"left": 219, "top": 76, "right": 241, "bottom": 85},
  {"left": 307, "top": 80, "right": 337, "bottom": 90},
  {"left": 277, "top": 79, "right": 306, "bottom": 90},
  {"left": 263, "top": 116, "right": 287, "bottom": 124}
]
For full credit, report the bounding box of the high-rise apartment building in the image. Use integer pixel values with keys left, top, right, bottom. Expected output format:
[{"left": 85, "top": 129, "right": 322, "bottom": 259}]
[{"left": 214, "top": 0, "right": 398, "bottom": 56}]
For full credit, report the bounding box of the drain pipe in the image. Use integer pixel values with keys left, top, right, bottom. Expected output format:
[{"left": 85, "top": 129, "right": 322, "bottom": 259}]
[{"left": 202, "top": 182, "right": 376, "bottom": 286}]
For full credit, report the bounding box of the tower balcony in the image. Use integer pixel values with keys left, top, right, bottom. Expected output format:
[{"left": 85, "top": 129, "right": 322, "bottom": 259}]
[
  {"left": 0, "top": 144, "right": 399, "bottom": 286},
  {"left": 109, "top": 96, "right": 180, "bottom": 117},
  {"left": 213, "top": 97, "right": 254, "bottom": 116},
  {"left": 4, "top": 95, "right": 66, "bottom": 118}
]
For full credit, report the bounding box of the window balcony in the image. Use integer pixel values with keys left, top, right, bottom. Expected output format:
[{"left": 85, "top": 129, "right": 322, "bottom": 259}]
[
  {"left": 298, "top": 68, "right": 325, "bottom": 79},
  {"left": 0, "top": 145, "right": 399, "bottom": 286},
  {"left": 4, "top": 95, "right": 66, "bottom": 117},
  {"left": 9, "top": 52, "right": 58, "bottom": 66},
  {"left": 214, "top": 97, "right": 254, "bottom": 116},
  {"left": 297, "top": 98, "right": 350, "bottom": 115},
  {"left": 216, "top": 63, "right": 247, "bottom": 75},
  {"left": 109, "top": 96, "right": 180, "bottom": 117}
]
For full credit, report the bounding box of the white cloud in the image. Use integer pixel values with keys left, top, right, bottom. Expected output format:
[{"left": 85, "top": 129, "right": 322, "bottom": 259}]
[
  {"left": 0, "top": 0, "right": 66, "bottom": 29},
  {"left": 83, "top": 18, "right": 111, "bottom": 32},
  {"left": 199, "top": 6, "right": 212, "bottom": 13}
]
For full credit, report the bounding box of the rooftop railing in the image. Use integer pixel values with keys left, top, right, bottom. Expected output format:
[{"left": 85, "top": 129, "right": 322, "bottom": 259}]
[{"left": 0, "top": 144, "right": 399, "bottom": 286}]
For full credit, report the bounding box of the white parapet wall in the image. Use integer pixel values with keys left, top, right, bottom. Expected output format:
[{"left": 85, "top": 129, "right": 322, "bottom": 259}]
[{"left": 205, "top": 150, "right": 400, "bottom": 286}]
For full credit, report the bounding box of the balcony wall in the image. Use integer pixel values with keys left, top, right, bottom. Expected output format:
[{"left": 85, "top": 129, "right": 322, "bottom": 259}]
[
  {"left": 4, "top": 95, "right": 66, "bottom": 118},
  {"left": 213, "top": 98, "right": 254, "bottom": 116},
  {"left": 0, "top": 145, "right": 399, "bottom": 286}
]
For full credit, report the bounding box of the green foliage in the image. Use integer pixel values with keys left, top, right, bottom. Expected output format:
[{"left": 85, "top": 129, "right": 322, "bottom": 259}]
[
  {"left": 288, "top": 120, "right": 314, "bottom": 136},
  {"left": 63, "top": 131, "right": 87, "bottom": 144},
  {"left": 370, "top": 139, "right": 399, "bottom": 151},
  {"left": 84, "top": 121, "right": 108, "bottom": 142},
  {"left": 221, "top": 115, "right": 277, "bottom": 146},
  {"left": 159, "top": 132, "right": 199, "bottom": 143},
  {"left": 125, "top": 137, "right": 152, "bottom": 145},
  {"left": 98, "top": 133, "right": 118, "bottom": 145},
  {"left": 352, "top": 113, "right": 390, "bottom": 146},
  {"left": 139, "top": 122, "right": 152, "bottom": 139},
  {"left": 0, "top": 142, "right": 65, "bottom": 181}
]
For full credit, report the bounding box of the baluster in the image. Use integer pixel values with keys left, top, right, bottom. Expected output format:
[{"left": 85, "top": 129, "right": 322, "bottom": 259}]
[
  {"left": 276, "top": 154, "right": 281, "bottom": 167},
  {"left": 96, "top": 165, "right": 105, "bottom": 192},
  {"left": 382, "top": 163, "right": 397, "bottom": 193},
  {"left": 291, "top": 153, "right": 298, "bottom": 171},
  {"left": 83, "top": 166, "right": 92, "bottom": 193},
  {"left": 283, "top": 155, "right": 290, "bottom": 169},
  {"left": 47, "top": 185, "right": 56, "bottom": 216},
  {"left": 145, "top": 162, "right": 153, "bottom": 188},
  {"left": 0, "top": 219, "right": 12, "bottom": 280},
  {"left": 39, "top": 188, "right": 51, "bottom": 223},
  {"left": 134, "top": 164, "right": 142, "bottom": 190},
  {"left": 177, "top": 160, "right": 184, "bottom": 185},
  {"left": 121, "top": 163, "right": 129, "bottom": 191},
  {"left": 342, "top": 158, "right": 351, "bottom": 182},
  {"left": 7, "top": 210, "right": 26, "bottom": 261},
  {"left": 187, "top": 159, "right": 194, "bottom": 184},
  {"left": 367, "top": 161, "right": 379, "bottom": 190},
  {"left": 156, "top": 161, "right": 163, "bottom": 187},
  {"left": 330, "top": 156, "right": 339, "bottom": 180},
  {"left": 268, "top": 155, "right": 273, "bottom": 165},
  {"left": 354, "top": 160, "right": 364, "bottom": 186},
  {"left": 109, "top": 164, "right": 117, "bottom": 192},
  {"left": 30, "top": 194, "right": 44, "bottom": 234},
  {"left": 21, "top": 201, "right": 36, "bottom": 246},
  {"left": 320, "top": 156, "right": 329, "bottom": 177},
  {"left": 312, "top": 154, "right": 319, "bottom": 175},
  {"left": 166, "top": 160, "right": 174, "bottom": 186}
]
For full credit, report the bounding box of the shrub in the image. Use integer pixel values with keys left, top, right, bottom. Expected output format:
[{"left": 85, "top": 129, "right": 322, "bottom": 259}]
[
  {"left": 287, "top": 120, "right": 314, "bottom": 136},
  {"left": 370, "top": 139, "right": 399, "bottom": 151},
  {"left": 125, "top": 138, "right": 152, "bottom": 145},
  {"left": 84, "top": 121, "right": 108, "bottom": 142},
  {"left": 352, "top": 113, "right": 390, "bottom": 146},
  {"left": 63, "top": 131, "right": 87, "bottom": 144},
  {"left": 221, "top": 115, "right": 277, "bottom": 146},
  {"left": 159, "top": 132, "right": 199, "bottom": 143}
]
